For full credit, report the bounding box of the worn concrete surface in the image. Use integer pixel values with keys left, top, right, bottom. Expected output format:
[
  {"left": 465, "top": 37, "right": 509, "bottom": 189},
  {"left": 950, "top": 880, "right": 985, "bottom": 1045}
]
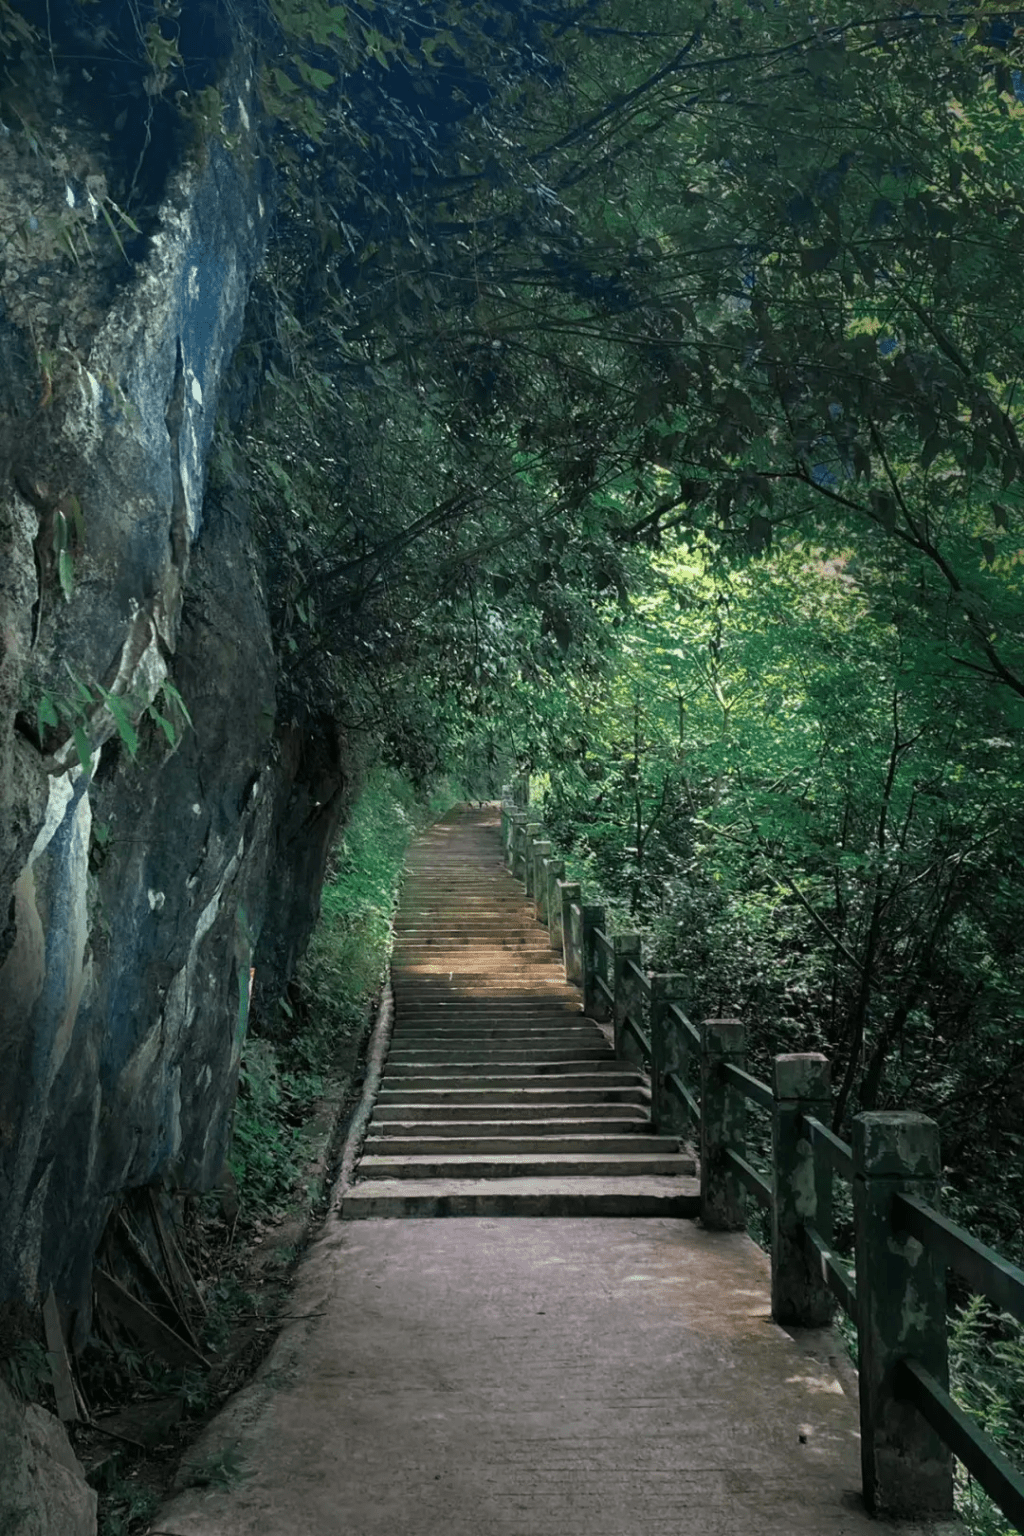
[{"left": 152, "top": 1216, "right": 957, "bottom": 1536}]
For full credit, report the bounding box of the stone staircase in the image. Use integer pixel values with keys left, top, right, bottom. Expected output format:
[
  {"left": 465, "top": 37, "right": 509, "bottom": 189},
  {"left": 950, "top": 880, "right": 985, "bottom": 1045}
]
[{"left": 340, "top": 807, "right": 699, "bottom": 1217}]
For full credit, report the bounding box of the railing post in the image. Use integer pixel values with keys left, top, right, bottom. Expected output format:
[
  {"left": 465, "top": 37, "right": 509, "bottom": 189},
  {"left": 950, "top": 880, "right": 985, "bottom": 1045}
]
[
  {"left": 523, "top": 822, "right": 542, "bottom": 895},
  {"left": 508, "top": 811, "right": 526, "bottom": 876},
  {"left": 700, "top": 1019, "right": 746, "bottom": 1231},
  {"left": 771, "top": 1054, "right": 833, "bottom": 1327},
  {"left": 650, "top": 975, "right": 688, "bottom": 1135},
  {"left": 581, "top": 905, "right": 607, "bottom": 1020},
  {"left": 853, "top": 1112, "right": 952, "bottom": 1518},
  {"left": 545, "top": 858, "right": 565, "bottom": 950},
  {"left": 612, "top": 934, "right": 643, "bottom": 1065},
  {"left": 513, "top": 772, "right": 530, "bottom": 809},
  {"left": 559, "top": 882, "right": 581, "bottom": 984},
  {"left": 532, "top": 840, "right": 552, "bottom": 921}
]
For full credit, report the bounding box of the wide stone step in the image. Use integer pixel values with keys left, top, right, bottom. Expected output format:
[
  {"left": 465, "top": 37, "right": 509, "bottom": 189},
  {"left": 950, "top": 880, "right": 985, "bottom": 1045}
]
[
  {"left": 383, "top": 1060, "right": 626, "bottom": 1078},
  {"left": 390, "top": 1023, "right": 591, "bottom": 1036},
  {"left": 386, "top": 1048, "right": 612, "bottom": 1064},
  {"left": 387, "top": 1030, "right": 603, "bottom": 1044},
  {"left": 371, "top": 1098, "right": 648, "bottom": 1121},
  {"left": 377, "top": 1075, "right": 646, "bottom": 1095},
  {"left": 368, "top": 1115, "right": 652, "bottom": 1137},
  {"left": 362, "top": 1134, "right": 687, "bottom": 1156},
  {"left": 340, "top": 1175, "right": 701, "bottom": 1218},
  {"left": 358, "top": 1151, "right": 694, "bottom": 1179},
  {"left": 391, "top": 998, "right": 579, "bottom": 1011}
]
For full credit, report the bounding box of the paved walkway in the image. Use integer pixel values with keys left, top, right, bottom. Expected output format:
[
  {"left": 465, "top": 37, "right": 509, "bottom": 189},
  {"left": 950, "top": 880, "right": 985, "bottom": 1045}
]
[{"left": 152, "top": 807, "right": 958, "bottom": 1536}]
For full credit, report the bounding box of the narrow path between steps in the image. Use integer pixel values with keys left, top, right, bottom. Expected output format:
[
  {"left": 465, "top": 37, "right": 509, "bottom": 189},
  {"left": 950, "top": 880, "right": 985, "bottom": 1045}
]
[{"left": 152, "top": 806, "right": 956, "bottom": 1536}]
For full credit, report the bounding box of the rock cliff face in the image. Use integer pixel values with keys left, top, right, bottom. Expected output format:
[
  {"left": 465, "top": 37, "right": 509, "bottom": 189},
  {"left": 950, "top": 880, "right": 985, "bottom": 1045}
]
[{"left": 0, "top": 47, "right": 350, "bottom": 1346}]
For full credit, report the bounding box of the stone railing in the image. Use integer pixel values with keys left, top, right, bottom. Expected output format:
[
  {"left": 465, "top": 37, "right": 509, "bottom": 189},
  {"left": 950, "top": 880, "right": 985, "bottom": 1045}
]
[{"left": 500, "top": 779, "right": 1024, "bottom": 1531}]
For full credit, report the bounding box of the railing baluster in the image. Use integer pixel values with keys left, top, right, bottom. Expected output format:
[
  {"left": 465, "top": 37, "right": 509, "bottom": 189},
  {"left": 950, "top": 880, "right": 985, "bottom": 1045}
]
[
  {"left": 559, "top": 883, "right": 582, "bottom": 983},
  {"left": 853, "top": 1112, "right": 953, "bottom": 1518},
  {"left": 581, "top": 905, "right": 607, "bottom": 1021},
  {"left": 700, "top": 1019, "right": 746, "bottom": 1231},
  {"left": 650, "top": 977, "right": 690, "bottom": 1136},
  {"left": 545, "top": 858, "right": 565, "bottom": 951},
  {"left": 612, "top": 934, "right": 643, "bottom": 1066},
  {"left": 522, "top": 822, "right": 542, "bottom": 896},
  {"left": 771, "top": 1054, "right": 833, "bottom": 1327},
  {"left": 532, "top": 840, "right": 552, "bottom": 920}
]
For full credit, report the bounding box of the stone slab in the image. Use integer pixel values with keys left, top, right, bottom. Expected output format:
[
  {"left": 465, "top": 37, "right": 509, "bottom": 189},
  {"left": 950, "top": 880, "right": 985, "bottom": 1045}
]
[{"left": 339, "top": 1177, "right": 702, "bottom": 1217}]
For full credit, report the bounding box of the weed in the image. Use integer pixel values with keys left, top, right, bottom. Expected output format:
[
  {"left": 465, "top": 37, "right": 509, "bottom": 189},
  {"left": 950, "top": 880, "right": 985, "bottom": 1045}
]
[
  {"left": 1, "top": 1337, "right": 53, "bottom": 1405},
  {"left": 90, "top": 1453, "right": 161, "bottom": 1536},
  {"left": 183, "top": 1445, "right": 244, "bottom": 1490}
]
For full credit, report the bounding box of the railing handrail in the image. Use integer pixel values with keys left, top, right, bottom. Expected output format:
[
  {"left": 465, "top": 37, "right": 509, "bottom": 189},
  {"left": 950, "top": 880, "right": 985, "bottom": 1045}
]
[
  {"left": 799, "top": 1113, "right": 854, "bottom": 1181},
  {"left": 666, "top": 1001, "right": 700, "bottom": 1050},
  {"left": 625, "top": 955, "right": 651, "bottom": 995},
  {"left": 722, "top": 1061, "right": 772, "bottom": 1112},
  {"left": 622, "top": 1010, "right": 651, "bottom": 1056},
  {"left": 504, "top": 780, "right": 1024, "bottom": 1531},
  {"left": 894, "top": 1192, "right": 1024, "bottom": 1324}
]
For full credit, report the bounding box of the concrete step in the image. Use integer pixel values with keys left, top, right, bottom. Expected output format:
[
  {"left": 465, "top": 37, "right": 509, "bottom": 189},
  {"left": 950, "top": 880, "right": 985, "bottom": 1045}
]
[
  {"left": 393, "top": 995, "right": 580, "bottom": 1007},
  {"left": 367, "top": 1116, "right": 652, "bottom": 1137},
  {"left": 383, "top": 1060, "right": 627, "bottom": 1079},
  {"left": 389, "top": 1020, "right": 597, "bottom": 1031},
  {"left": 386, "top": 1048, "right": 613, "bottom": 1064},
  {"left": 362, "top": 1134, "right": 688, "bottom": 1156},
  {"left": 358, "top": 1152, "right": 695, "bottom": 1179},
  {"left": 340, "top": 1175, "right": 701, "bottom": 1218},
  {"left": 387, "top": 1031, "right": 603, "bottom": 1045},
  {"left": 371, "top": 1099, "right": 649, "bottom": 1122},
  {"left": 377, "top": 1079, "right": 648, "bottom": 1099}
]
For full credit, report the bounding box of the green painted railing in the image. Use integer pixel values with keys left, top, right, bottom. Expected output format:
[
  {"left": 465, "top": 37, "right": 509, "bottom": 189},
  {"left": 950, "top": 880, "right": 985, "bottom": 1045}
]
[{"left": 501, "top": 779, "right": 1024, "bottom": 1531}]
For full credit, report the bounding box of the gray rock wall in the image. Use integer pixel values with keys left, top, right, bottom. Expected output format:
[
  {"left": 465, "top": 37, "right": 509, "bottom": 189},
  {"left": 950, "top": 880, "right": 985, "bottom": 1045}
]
[{"left": 0, "top": 49, "right": 351, "bottom": 1345}]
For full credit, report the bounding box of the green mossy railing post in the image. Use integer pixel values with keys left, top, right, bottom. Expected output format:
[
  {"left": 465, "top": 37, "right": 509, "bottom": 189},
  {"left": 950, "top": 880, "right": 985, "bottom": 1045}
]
[
  {"left": 559, "top": 882, "right": 582, "bottom": 983},
  {"left": 509, "top": 811, "right": 527, "bottom": 878},
  {"left": 650, "top": 975, "right": 689, "bottom": 1136},
  {"left": 853, "top": 1113, "right": 953, "bottom": 1519},
  {"left": 581, "top": 905, "right": 607, "bottom": 1021},
  {"left": 532, "top": 840, "right": 552, "bottom": 921},
  {"left": 523, "top": 822, "right": 543, "bottom": 896},
  {"left": 512, "top": 773, "right": 530, "bottom": 809},
  {"left": 545, "top": 858, "right": 565, "bottom": 951},
  {"left": 700, "top": 1019, "right": 747, "bottom": 1230},
  {"left": 612, "top": 934, "right": 643, "bottom": 1066},
  {"left": 771, "top": 1054, "right": 833, "bottom": 1326}
]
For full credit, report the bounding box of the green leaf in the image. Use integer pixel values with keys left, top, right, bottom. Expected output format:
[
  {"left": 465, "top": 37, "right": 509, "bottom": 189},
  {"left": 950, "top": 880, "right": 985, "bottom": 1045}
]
[
  {"left": 36, "top": 693, "right": 58, "bottom": 742},
  {"left": 58, "top": 548, "right": 74, "bottom": 602},
  {"left": 72, "top": 726, "right": 92, "bottom": 773},
  {"left": 99, "top": 689, "right": 140, "bottom": 759},
  {"left": 148, "top": 706, "right": 177, "bottom": 746},
  {"left": 160, "top": 681, "right": 194, "bottom": 729}
]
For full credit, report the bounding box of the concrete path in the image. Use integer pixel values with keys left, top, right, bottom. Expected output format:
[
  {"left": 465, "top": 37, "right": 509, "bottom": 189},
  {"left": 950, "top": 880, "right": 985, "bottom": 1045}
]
[{"left": 153, "top": 1216, "right": 954, "bottom": 1536}]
